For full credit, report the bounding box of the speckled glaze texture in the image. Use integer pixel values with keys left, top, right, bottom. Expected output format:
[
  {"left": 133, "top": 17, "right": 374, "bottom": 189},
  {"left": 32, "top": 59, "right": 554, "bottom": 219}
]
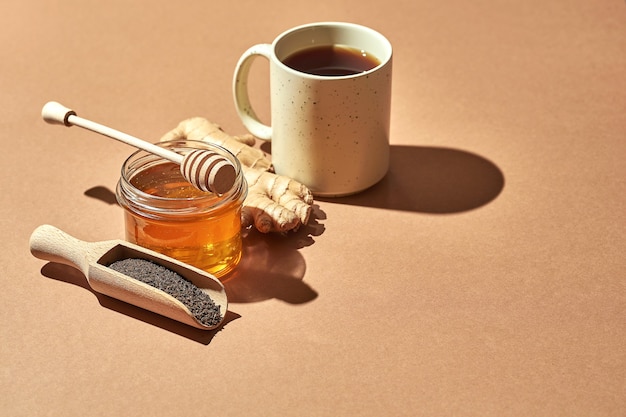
[{"left": 234, "top": 22, "right": 393, "bottom": 197}]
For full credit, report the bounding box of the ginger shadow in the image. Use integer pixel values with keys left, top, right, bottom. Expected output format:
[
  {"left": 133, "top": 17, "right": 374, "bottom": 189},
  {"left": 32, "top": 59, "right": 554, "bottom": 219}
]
[
  {"left": 40, "top": 262, "right": 239, "bottom": 345},
  {"left": 322, "top": 145, "right": 505, "bottom": 213}
]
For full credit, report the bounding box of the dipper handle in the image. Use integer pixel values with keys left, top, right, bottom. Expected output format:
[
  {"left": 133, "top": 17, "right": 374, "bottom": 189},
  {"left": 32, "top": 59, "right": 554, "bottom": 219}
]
[
  {"left": 41, "top": 101, "right": 76, "bottom": 126},
  {"left": 41, "top": 101, "right": 237, "bottom": 195}
]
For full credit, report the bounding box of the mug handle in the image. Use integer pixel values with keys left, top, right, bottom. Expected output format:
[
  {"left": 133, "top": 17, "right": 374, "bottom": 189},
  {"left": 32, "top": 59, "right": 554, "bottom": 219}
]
[{"left": 232, "top": 44, "right": 273, "bottom": 140}]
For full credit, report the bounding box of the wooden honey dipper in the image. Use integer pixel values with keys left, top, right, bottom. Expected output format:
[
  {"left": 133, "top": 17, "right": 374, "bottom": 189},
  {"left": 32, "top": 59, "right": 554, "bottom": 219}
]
[{"left": 41, "top": 101, "right": 237, "bottom": 195}]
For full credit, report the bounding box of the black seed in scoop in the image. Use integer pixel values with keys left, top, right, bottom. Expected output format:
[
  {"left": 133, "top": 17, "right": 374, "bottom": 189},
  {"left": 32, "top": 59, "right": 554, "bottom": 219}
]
[{"left": 108, "top": 258, "right": 222, "bottom": 327}]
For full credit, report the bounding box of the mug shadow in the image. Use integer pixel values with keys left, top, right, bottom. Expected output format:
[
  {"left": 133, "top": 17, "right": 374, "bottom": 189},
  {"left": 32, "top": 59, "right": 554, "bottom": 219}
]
[
  {"left": 40, "top": 262, "right": 240, "bottom": 345},
  {"left": 222, "top": 205, "right": 324, "bottom": 304},
  {"left": 321, "top": 145, "right": 505, "bottom": 213}
]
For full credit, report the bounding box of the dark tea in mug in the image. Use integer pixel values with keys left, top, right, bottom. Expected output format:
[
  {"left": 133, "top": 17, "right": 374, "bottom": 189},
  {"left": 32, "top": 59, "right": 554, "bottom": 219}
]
[{"left": 282, "top": 45, "right": 381, "bottom": 76}]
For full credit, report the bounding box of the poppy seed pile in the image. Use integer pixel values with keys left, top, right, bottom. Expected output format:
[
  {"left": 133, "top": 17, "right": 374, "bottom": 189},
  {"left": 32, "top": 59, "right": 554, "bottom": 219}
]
[{"left": 108, "top": 258, "right": 222, "bottom": 327}]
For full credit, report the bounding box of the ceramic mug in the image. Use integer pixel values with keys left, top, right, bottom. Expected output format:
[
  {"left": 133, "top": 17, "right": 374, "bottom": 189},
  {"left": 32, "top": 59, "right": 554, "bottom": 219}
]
[{"left": 233, "top": 22, "right": 393, "bottom": 197}]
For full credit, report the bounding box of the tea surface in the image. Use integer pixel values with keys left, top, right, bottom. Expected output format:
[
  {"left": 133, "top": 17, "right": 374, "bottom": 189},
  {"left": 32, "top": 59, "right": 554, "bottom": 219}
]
[{"left": 282, "top": 44, "right": 380, "bottom": 76}]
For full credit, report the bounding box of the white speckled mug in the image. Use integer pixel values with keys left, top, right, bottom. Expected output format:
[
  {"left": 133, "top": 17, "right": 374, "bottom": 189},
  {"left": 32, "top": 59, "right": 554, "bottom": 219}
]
[{"left": 233, "top": 22, "right": 393, "bottom": 197}]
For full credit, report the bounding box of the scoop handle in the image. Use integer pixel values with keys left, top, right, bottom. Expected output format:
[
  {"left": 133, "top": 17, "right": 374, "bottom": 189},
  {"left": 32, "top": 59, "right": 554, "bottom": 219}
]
[{"left": 29, "top": 225, "right": 95, "bottom": 274}]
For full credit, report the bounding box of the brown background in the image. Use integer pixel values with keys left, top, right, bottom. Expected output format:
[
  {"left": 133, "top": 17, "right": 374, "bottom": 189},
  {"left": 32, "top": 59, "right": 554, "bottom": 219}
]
[{"left": 1, "top": 1, "right": 624, "bottom": 416}]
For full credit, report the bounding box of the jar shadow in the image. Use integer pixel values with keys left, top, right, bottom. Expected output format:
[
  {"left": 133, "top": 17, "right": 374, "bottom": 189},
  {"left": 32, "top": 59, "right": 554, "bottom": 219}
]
[
  {"left": 222, "top": 205, "right": 324, "bottom": 304},
  {"left": 84, "top": 185, "right": 118, "bottom": 205}
]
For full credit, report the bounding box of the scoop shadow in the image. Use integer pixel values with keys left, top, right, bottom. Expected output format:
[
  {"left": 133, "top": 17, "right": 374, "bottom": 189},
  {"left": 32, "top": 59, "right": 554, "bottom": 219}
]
[
  {"left": 39, "top": 262, "right": 240, "bottom": 345},
  {"left": 320, "top": 145, "right": 505, "bottom": 213},
  {"left": 222, "top": 205, "right": 325, "bottom": 304}
]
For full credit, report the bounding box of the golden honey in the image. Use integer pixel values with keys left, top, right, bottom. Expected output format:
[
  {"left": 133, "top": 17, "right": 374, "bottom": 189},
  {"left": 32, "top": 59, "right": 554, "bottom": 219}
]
[{"left": 116, "top": 140, "right": 247, "bottom": 279}]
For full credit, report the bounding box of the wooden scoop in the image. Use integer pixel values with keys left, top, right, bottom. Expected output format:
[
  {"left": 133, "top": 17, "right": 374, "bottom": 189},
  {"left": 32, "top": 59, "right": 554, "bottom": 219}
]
[
  {"left": 30, "top": 224, "right": 228, "bottom": 330},
  {"left": 41, "top": 101, "right": 236, "bottom": 195}
]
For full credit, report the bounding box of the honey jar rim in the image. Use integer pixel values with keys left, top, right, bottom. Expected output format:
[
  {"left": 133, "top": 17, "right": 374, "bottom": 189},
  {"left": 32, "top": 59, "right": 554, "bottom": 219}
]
[{"left": 116, "top": 140, "right": 247, "bottom": 216}]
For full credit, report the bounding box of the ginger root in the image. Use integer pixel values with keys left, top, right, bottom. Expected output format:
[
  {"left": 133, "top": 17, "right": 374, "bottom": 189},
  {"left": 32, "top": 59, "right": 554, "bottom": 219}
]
[
  {"left": 160, "top": 117, "right": 313, "bottom": 233},
  {"left": 160, "top": 117, "right": 271, "bottom": 171}
]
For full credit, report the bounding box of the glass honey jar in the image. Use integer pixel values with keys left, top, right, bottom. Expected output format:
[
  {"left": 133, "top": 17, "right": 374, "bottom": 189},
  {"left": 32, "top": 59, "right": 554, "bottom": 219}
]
[{"left": 116, "top": 140, "right": 247, "bottom": 279}]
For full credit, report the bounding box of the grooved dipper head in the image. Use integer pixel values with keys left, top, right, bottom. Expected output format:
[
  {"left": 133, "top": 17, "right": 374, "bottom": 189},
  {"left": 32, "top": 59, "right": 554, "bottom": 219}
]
[{"left": 180, "top": 150, "right": 237, "bottom": 195}]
